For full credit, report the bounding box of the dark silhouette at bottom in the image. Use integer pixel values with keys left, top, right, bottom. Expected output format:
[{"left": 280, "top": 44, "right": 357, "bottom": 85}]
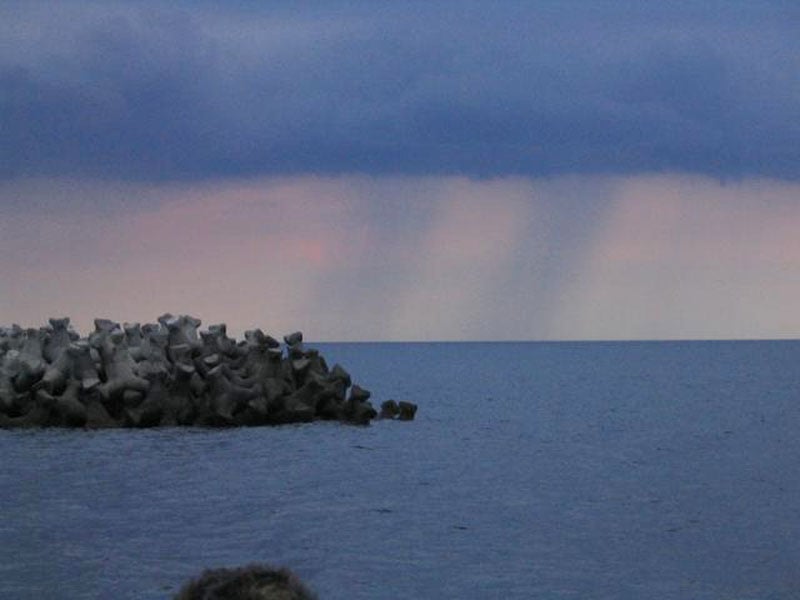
[{"left": 175, "top": 564, "right": 317, "bottom": 600}]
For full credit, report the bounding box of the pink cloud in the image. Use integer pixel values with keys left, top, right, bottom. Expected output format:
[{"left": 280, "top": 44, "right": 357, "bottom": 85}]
[
  {"left": 551, "top": 175, "right": 800, "bottom": 339},
  {"left": 3, "top": 174, "right": 800, "bottom": 340}
]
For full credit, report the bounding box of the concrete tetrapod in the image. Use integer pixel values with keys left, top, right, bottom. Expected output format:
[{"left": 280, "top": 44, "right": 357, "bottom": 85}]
[{"left": 0, "top": 315, "right": 417, "bottom": 429}]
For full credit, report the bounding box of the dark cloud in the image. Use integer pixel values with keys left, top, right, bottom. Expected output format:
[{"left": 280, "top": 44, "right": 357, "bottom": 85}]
[{"left": 1, "top": 1, "right": 798, "bottom": 180}]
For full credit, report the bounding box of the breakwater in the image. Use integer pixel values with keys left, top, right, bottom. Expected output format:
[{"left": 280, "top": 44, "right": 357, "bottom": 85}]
[{"left": 0, "top": 315, "right": 416, "bottom": 428}]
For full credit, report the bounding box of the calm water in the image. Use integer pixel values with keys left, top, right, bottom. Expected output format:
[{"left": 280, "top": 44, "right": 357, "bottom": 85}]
[{"left": 1, "top": 341, "right": 799, "bottom": 599}]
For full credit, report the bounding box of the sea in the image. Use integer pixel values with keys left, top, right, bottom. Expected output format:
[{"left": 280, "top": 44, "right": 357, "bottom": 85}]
[{"left": 1, "top": 341, "right": 799, "bottom": 599}]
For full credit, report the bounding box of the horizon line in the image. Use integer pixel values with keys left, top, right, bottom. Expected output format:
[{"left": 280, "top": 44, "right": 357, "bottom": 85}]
[{"left": 310, "top": 337, "right": 800, "bottom": 344}]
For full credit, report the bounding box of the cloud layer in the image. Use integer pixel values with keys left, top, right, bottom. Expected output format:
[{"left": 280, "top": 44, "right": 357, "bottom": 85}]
[{"left": 2, "top": 1, "right": 799, "bottom": 181}]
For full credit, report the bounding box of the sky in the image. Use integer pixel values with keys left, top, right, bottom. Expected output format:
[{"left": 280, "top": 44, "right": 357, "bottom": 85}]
[{"left": 1, "top": 1, "right": 799, "bottom": 340}]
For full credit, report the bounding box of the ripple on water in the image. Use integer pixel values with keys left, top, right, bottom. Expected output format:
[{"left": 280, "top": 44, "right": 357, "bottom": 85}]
[{"left": 2, "top": 341, "right": 800, "bottom": 599}]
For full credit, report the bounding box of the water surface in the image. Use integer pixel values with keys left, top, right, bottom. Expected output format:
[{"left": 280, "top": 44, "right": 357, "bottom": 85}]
[{"left": 1, "top": 341, "right": 799, "bottom": 598}]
